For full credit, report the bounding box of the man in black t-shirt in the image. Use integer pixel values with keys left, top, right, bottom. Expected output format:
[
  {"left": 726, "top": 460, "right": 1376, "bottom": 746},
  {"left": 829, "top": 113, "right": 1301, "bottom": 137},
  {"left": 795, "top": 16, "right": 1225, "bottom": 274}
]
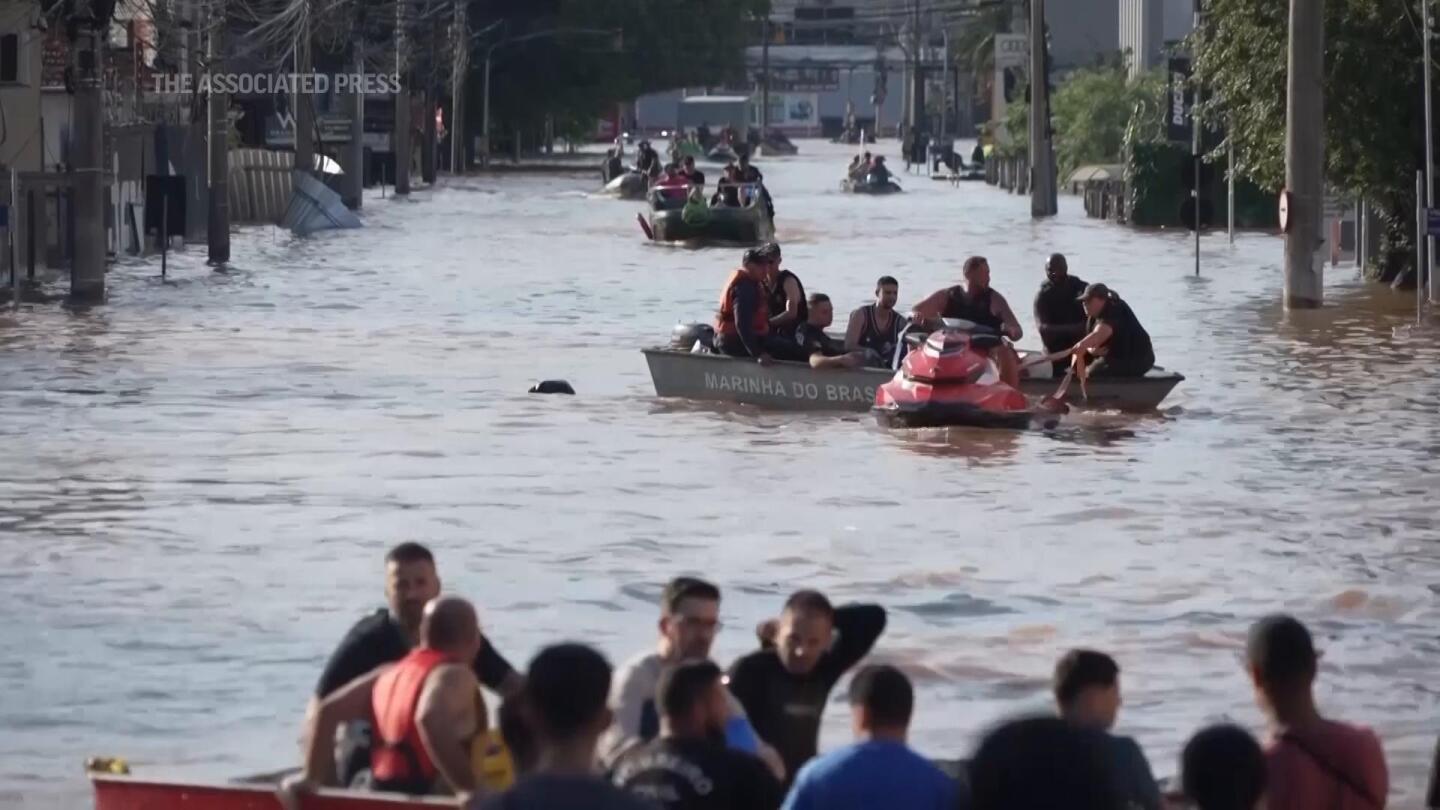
[
  {"left": 680, "top": 156, "right": 705, "bottom": 189},
  {"left": 727, "top": 590, "right": 887, "bottom": 781},
  {"left": 1033, "top": 253, "right": 1090, "bottom": 375},
  {"left": 793, "top": 293, "right": 865, "bottom": 370},
  {"left": 614, "top": 660, "right": 783, "bottom": 810},
  {"left": 311, "top": 542, "right": 523, "bottom": 784}
]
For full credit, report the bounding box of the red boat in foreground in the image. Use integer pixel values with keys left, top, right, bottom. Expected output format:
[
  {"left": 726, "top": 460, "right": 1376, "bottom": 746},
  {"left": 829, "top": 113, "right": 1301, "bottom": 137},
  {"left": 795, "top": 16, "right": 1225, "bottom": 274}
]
[{"left": 92, "top": 773, "right": 456, "bottom": 810}]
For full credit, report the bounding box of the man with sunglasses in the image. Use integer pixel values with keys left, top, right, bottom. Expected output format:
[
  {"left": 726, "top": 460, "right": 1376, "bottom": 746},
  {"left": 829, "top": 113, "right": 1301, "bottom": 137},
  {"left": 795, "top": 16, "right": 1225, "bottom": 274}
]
[{"left": 600, "top": 577, "right": 783, "bottom": 781}]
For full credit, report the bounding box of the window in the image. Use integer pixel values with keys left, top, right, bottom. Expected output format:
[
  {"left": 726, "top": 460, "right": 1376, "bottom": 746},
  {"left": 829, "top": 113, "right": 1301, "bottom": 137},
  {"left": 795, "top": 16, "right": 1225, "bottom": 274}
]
[{"left": 0, "top": 33, "right": 18, "bottom": 84}]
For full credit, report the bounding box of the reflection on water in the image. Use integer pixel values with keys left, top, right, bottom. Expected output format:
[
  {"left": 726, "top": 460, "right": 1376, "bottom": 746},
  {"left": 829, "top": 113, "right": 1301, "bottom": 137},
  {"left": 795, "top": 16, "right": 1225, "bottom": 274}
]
[{"left": 3, "top": 140, "right": 1440, "bottom": 806}]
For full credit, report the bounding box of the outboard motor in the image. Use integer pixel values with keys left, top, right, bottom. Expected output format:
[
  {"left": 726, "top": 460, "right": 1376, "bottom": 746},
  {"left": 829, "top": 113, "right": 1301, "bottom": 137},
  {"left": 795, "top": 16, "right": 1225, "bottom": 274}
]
[{"left": 670, "top": 322, "right": 716, "bottom": 353}]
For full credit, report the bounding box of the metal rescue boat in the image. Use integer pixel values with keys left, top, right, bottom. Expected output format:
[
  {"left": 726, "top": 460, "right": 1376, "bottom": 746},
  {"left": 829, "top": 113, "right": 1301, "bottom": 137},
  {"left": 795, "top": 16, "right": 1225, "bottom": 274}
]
[
  {"left": 643, "top": 185, "right": 774, "bottom": 247},
  {"left": 643, "top": 326, "right": 1183, "bottom": 413}
]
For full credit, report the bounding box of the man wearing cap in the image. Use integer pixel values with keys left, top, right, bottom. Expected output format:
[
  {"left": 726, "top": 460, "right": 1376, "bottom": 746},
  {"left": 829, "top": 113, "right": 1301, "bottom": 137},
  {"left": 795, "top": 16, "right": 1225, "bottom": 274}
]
[
  {"left": 761, "top": 242, "right": 807, "bottom": 339},
  {"left": 1061, "top": 283, "right": 1155, "bottom": 378},
  {"left": 1033, "top": 254, "right": 1090, "bottom": 375}
]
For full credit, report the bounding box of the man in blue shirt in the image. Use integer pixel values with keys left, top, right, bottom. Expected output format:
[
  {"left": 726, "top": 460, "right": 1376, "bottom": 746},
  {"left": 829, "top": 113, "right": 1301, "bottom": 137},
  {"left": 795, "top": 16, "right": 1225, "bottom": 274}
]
[{"left": 780, "top": 665, "right": 955, "bottom": 810}]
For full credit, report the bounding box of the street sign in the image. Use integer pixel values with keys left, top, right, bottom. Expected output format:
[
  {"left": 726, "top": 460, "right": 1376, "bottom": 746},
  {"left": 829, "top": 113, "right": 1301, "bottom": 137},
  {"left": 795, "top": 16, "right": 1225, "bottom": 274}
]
[
  {"left": 1166, "top": 58, "right": 1193, "bottom": 144},
  {"left": 994, "top": 34, "right": 1028, "bottom": 70},
  {"left": 1426, "top": 207, "right": 1440, "bottom": 237}
]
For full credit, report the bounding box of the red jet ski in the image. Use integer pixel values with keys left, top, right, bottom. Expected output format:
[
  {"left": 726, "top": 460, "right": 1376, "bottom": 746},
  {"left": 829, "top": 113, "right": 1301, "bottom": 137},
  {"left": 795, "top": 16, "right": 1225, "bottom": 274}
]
[{"left": 873, "top": 325, "right": 1035, "bottom": 429}]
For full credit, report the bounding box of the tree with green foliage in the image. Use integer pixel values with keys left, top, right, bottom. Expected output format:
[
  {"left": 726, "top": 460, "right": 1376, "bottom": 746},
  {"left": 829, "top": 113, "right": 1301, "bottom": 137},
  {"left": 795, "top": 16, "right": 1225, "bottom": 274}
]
[
  {"left": 1195, "top": 0, "right": 1427, "bottom": 284},
  {"left": 994, "top": 67, "right": 1162, "bottom": 175},
  {"left": 1051, "top": 66, "right": 1163, "bottom": 178}
]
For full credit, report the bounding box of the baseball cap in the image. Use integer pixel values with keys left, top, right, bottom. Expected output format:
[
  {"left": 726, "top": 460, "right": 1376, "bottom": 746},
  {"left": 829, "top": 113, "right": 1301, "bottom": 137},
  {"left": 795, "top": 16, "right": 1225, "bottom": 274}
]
[{"left": 1077, "top": 282, "right": 1111, "bottom": 301}]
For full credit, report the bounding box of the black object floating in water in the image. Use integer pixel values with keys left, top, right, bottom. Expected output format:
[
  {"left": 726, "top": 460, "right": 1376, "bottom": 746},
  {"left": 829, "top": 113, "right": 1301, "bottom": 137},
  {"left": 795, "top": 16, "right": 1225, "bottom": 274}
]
[{"left": 529, "top": 380, "right": 575, "bottom": 395}]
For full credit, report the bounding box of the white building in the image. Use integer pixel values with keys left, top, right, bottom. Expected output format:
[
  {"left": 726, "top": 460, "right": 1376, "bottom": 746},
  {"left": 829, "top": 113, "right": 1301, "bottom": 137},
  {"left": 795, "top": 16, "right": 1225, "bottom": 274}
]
[{"left": 1119, "top": 0, "right": 1196, "bottom": 77}]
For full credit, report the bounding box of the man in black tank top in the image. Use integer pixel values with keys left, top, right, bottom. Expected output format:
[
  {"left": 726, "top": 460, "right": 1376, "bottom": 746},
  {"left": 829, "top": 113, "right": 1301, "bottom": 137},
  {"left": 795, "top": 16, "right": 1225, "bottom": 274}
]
[
  {"left": 910, "top": 256, "right": 1024, "bottom": 386},
  {"left": 844, "top": 276, "right": 904, "bottom": 368},
  {"left": 759, "top": 242, "right": 807, "bottom": 338}
]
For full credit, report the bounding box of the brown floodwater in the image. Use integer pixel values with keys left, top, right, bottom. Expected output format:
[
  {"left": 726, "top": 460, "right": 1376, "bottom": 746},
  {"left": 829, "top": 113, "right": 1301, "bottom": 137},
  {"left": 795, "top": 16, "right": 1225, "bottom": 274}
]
[{"left": 2, "top": 139, "right": 1439, "bottom": 807}]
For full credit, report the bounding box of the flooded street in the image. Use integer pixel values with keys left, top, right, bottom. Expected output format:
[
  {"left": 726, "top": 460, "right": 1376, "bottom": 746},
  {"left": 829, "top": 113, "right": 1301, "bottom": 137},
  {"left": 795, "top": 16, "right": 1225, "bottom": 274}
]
[{"left": 4, "top": 139, "right": 1440, "bottom": 806}]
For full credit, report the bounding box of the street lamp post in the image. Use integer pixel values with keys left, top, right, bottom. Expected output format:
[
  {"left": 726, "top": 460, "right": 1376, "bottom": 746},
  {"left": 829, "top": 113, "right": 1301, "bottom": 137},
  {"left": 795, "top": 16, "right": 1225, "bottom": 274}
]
[{"left": 480, "top": 27, "right": 620, "bottom": 169}]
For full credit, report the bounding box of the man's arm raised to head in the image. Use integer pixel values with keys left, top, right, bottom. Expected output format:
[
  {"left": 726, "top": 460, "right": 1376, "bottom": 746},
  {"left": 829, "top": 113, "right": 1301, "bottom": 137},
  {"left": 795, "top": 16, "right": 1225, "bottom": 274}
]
[
  {"left": 416, "top": 664, "right": 483, "bottom": 799},
  {"left": 300, "top": 668, "right": 383, "bottom": 787}
]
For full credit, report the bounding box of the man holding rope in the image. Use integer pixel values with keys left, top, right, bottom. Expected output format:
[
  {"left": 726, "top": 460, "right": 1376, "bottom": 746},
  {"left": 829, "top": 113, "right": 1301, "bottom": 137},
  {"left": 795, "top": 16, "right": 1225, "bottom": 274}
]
[{"left": 1025, "top": 283, "right": 1156, "bottom": 408}]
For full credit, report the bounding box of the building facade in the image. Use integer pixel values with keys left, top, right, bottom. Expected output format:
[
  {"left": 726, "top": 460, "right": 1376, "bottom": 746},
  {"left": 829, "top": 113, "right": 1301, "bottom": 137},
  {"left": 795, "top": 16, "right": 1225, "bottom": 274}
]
[{"left": 1119, "top": 0, "right": 1195, "bottom": 77}]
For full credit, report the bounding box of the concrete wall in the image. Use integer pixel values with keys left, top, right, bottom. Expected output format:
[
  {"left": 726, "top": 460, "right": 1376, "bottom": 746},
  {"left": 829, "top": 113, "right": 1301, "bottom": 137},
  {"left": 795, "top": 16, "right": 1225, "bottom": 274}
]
[
  {"left": 0, "top": 1, "right": 42, "bottom": 175},
  {"left": 0, "top": 2, "right": 43, "bottom": 271}
]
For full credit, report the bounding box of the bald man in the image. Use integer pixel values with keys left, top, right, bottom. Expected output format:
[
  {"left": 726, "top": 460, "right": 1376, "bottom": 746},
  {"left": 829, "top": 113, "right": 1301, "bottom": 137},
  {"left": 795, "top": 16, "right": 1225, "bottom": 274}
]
[{"left": 287, "top": 596, "right": 489, "bottom": 806}]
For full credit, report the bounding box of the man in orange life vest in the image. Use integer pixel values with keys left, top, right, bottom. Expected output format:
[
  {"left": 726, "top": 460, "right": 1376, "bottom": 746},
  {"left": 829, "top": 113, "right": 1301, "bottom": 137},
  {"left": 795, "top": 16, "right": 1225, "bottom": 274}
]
[
  {"left": 715, "top": 248, "right": 807, "bottom": 363},
  {"left": 288, "top": 596, "right": 490, "bottom": 807}
]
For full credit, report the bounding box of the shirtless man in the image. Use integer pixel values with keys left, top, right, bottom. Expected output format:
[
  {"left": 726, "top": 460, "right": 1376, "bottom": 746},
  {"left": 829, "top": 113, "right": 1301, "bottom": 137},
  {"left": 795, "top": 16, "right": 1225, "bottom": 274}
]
[{"left": 287, "top": 596, "right": 490, "bottom": 806}]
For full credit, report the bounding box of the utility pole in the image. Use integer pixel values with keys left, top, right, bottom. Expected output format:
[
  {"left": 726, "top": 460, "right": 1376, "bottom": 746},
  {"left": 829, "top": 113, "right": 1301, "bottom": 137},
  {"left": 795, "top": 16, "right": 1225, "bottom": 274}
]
[
  {"left": 207, "top": 2, "right": 231, "bottom": 262},
  {"left": 1423, "top": 0, "right": 1436, "bottom": 303},
  {"left": 70, "top": 5, "right": 105, "bottom": 301},
  {"left": 1028, "top": 0, "right": 1057, "bottom": 217},
  {"left": 295, "top": 7, "right": 315, "bottom": 178},
  {"left": 1282, "top": 0, "right": 1324, "bottom": 308},
  {"left": 910, "top": 0, "right": 924, "bottom": 133},
  {"left": 450, "top": 0, "right": 468, "bottom": 174},
  {"left": 344, "top": 43, "right": 365, "bottom": 208},
  {"left": 760, "top": 16, "right": 771, "bottom": 139},
  {"left": 421, "top": 14, "right": 439, "bottom": 183},
  {"left": 940, "top": 29, "right": 949, "bottom": 141},
  {"left": 394, "top": 0, "right": 412, "bottom": 193},
  {"left": 1192, "top": 0, "right": 1202, "bottom": 274}
]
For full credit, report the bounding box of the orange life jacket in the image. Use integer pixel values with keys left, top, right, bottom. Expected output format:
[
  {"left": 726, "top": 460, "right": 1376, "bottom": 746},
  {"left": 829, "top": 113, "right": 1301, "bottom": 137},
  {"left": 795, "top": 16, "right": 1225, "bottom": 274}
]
[
  {"left": 715, "top": 269, "right": 770, "bottom": 339},
  {"left": 371, "top": 647, "right": 454, "bottom": 793}
]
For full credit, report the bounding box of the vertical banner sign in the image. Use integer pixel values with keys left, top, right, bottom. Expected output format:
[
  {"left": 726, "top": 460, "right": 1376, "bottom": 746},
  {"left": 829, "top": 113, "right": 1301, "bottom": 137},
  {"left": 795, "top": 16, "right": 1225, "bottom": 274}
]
[{"left": 1167, "top": 57, "right": 1194, "bottom": 144}]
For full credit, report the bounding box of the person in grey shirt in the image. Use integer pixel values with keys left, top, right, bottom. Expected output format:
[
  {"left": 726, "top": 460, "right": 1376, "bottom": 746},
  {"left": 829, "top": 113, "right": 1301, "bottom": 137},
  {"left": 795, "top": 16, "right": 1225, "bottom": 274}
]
[
  {"left": 600, "top": 577, "right": 783, "bottom": 780},
  {"left": 1053, "top": 649, "right": 1162, "bottom": 810}
]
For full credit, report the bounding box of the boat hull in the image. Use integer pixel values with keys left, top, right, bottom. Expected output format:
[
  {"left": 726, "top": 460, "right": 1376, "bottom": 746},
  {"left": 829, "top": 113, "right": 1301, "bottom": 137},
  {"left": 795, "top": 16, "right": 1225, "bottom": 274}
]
[
  {"left": 841, "top": 179, "right": 903, "bottom": 194},
  {"left": 601, "top": 173, "right": 648, "bottom": 200},
  {"left": 873, "top": 401, "right": 1034, "bottom": 430},
  {"left": 649, "top": 206, "right": 774, "bottom": 246},
  {"left": 642, "top": 349, "right": 1183, "bottom": 412},
  {"left": 757, "top": 142, "right": 798, "bottom": 156},
  {"left": 92, "top": 774, "right": 451, "bottom": 810}
]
